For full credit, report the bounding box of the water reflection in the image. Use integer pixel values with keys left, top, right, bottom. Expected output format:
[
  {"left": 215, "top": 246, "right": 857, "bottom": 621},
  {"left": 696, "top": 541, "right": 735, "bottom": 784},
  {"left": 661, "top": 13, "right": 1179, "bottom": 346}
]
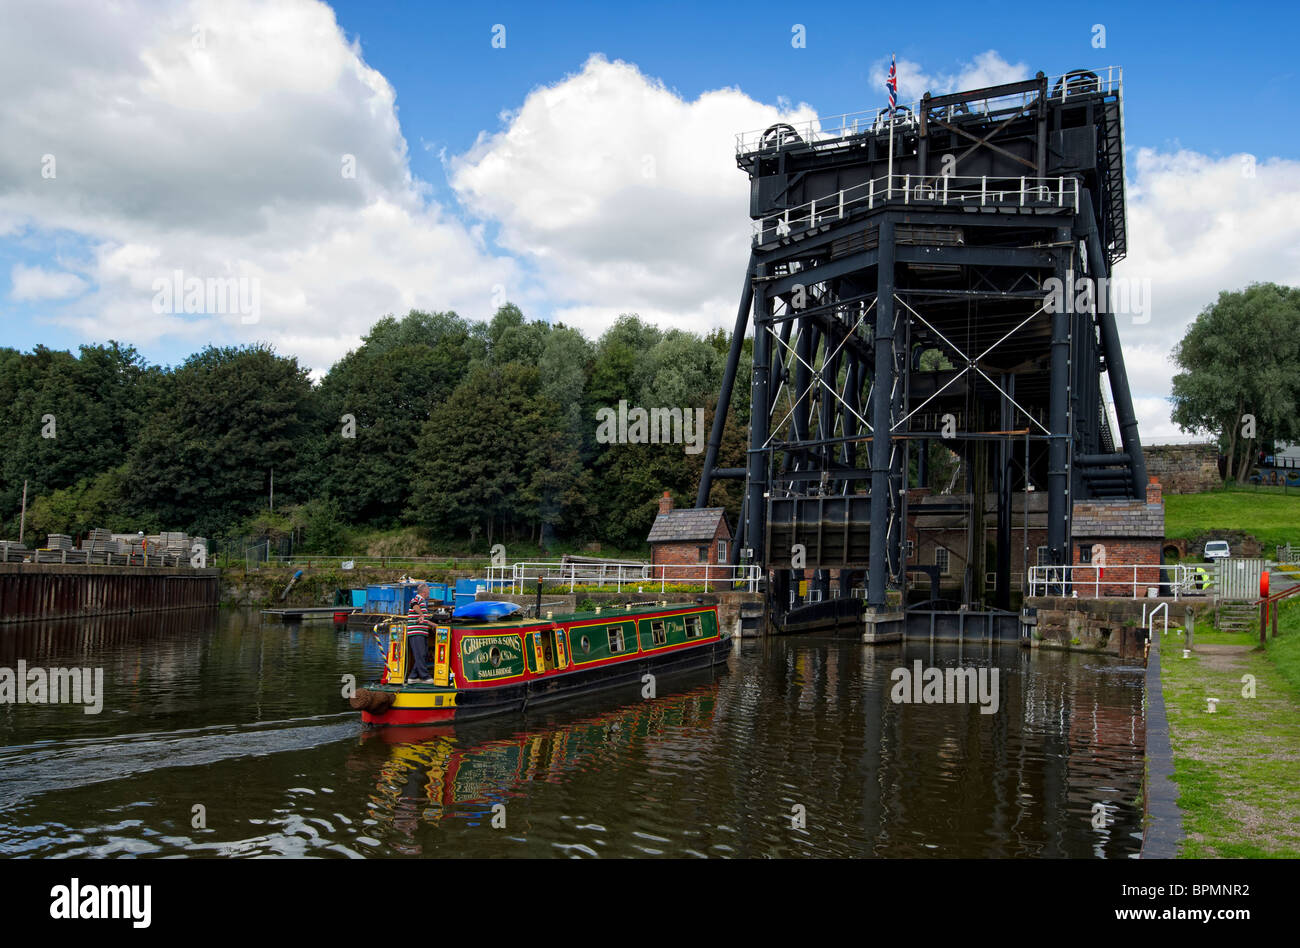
[{"left": 0, "top": 609, "right": 1146, "bottom": 858}]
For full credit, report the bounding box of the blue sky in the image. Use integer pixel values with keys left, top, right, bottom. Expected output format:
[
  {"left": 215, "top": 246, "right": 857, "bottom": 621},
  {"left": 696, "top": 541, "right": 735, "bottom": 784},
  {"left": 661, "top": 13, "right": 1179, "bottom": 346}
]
[
  {"left": 1, "top": 0, "right": 1297, "bottom": 437},
  {"left": 329, "top": 0, "right": 1297, "bottom": 177}
]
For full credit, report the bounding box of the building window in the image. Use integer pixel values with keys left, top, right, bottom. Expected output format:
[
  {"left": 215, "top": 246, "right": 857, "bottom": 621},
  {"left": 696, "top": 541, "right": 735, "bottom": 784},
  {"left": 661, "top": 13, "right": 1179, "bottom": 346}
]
[
  {"left": 935, "top": 546, "right": 950, "bottom": 575},
  {"left": 906, "top": 539, "right": 914, "bottom": 560},
  {"left": 684, "top": 615, "right": 703, "bottom": 638},
  {"left": 607, "top": 626, "right": 625, "bottom": 653},
  {"left": 717, "top": 539, "right": 727, "bottom": 562},
  {"left": 1078, "top": 544, "right": 1092, "bottom": 564},
  {"left": 698, "top": 546, "right": 709, "bottom": 563},
  {"left": 651, "top": 620, "right": 667, "bottom": 646},
  {"left": 1036, "top": 546, "right": 1049, "bottom": 567}
]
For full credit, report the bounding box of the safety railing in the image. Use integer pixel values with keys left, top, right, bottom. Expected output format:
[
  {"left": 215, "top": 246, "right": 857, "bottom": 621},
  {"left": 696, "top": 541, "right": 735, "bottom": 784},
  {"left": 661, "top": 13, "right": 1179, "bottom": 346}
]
[
  {"left": 262, "top": 553, "right": 492, "bottom": 570},
  {"left": 735, "top": 67, "right": 1123, "bottom": 154},
  {"left": 485, "top": 560, "right": 763, "bottom": 594},
  {"left": 1027, "top": 562, "right": 1202, "bottom": 600},
  {"left": 752, "top": 174, "right": 1080, "bottom": 243}
]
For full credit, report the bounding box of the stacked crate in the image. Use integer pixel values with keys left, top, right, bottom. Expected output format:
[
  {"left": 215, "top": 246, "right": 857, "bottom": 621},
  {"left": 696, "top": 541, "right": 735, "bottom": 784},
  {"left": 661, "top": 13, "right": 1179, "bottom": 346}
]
[
  {"left": 80, "top": 528, "right": 115, "bottom": 564},
  {"left": 0, "top": 541, "right": 28, "bottom": 563}
]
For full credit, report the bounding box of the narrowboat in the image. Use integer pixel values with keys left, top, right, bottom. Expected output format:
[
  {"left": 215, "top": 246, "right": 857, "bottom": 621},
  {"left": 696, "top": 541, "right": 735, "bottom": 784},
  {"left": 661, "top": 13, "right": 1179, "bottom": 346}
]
[{"left": 349, "top": 600, "right": 731, "bottom": 727}]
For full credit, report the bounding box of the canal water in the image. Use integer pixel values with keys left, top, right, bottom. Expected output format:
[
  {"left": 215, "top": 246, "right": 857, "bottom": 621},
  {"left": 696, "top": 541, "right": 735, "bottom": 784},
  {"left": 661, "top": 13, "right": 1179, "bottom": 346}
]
[{"left": 0, "top": 608, "right": 1146, "bottom": 858}]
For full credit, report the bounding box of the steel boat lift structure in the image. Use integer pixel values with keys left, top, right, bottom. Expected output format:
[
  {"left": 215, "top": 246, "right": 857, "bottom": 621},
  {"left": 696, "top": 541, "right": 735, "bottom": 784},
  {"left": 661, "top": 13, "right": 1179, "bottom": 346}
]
[{"left": 695, "top": 68, "right": 1146, "bottom": 632}]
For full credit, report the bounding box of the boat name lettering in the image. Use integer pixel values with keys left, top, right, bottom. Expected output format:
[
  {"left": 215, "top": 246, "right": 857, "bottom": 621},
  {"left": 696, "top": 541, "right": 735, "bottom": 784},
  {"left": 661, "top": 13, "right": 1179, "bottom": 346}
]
[{"left": 462, "top": 635, "right": 520, "bottom": 656}]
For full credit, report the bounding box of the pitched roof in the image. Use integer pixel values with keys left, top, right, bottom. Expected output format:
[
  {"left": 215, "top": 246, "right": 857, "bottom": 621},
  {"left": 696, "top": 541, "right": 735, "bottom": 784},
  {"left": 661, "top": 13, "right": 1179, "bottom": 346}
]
[
  {"left": 646, "top": 508, "right": 730, "bottom": 543},
  {"left": 1071, "top": 499, "right": 1165, "bottom": 539}
]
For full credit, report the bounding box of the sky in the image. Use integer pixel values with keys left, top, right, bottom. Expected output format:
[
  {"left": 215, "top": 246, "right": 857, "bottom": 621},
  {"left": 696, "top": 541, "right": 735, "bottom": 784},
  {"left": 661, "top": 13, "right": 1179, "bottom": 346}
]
[{"left": 1, "top": 0, "right": 1298, "bottom": 443}]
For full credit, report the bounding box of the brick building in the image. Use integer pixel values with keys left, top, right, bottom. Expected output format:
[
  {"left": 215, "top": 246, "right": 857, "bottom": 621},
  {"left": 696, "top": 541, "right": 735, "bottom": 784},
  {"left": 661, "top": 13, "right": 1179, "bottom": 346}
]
[
  {"left": 1068, "top": 477, "right": 1166, "bottom": 596},
  {"left": 646, "top": 491, "right": 733, "bottom": 581},
  {"left": 856, "top": 479, "right": 1165, "bottom": 602}
]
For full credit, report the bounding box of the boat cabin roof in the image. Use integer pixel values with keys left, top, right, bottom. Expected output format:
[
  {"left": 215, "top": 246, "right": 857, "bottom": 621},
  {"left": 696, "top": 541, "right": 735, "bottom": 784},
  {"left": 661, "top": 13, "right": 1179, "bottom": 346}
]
[{"left": 448, "top": 603, "right": 709, "bottom": 630}]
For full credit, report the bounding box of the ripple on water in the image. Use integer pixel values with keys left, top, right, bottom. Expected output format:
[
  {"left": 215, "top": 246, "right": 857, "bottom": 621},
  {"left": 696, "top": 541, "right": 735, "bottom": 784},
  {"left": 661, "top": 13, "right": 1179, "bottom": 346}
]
[{"left": 0, "top": 614, "right": 1148, "bottom": 858}]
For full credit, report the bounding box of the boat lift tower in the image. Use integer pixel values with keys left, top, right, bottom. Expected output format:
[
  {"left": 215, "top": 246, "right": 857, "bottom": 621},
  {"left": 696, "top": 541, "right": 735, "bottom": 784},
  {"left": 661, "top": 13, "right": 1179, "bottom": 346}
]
[{"left": 695, "top": 68, "right": 1146, "bottom": 628}]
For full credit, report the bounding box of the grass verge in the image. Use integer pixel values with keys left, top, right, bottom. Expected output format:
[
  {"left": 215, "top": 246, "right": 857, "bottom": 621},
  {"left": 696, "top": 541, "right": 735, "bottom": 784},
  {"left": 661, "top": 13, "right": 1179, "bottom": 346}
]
[
  {"left": 1164, "top": 488, "right": 1300, "bottom": 551},
  {"left": 1159, "top": 602, "right": 1300, "bottom": 857}
]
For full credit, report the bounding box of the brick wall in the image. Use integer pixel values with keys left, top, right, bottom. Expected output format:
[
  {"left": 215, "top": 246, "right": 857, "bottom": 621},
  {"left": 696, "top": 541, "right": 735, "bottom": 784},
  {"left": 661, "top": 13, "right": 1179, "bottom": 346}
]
[
  {"left": 650, "top": 522, "right": 731, "bottom": 581},
  {"left": 1070, "top": 538, "right": 1164, "bottom": 596},
  {"left": 1144, "top": 442, "right": 1219, "bottom": 493}
]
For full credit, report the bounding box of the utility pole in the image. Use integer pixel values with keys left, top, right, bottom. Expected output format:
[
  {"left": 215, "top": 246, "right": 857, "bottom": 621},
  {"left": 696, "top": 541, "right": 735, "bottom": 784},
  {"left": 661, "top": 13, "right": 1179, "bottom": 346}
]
[
  {"left": 18, "top": 479, "right": 27, "bottom": 543},
  {"left": 270, "top": 468, "right": 274, "bottom": 512}
]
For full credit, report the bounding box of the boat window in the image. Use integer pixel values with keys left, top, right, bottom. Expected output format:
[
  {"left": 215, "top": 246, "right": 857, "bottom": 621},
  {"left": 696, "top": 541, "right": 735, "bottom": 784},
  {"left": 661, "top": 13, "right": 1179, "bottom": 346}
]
[
  {"left": 607, "top": 625, "right": 625, "bottom": 653},
  {"left": 651, "top": 621, "right": 667, "bottom": 646},
  {"left": 685, "top": 615, "right": 704, "bottom": 638},
  {"left": 580, "top": 635, "right": 591, "bottom": 654},
  {"left": 489, "top": 646, "right": 502, "bottom": 667}
]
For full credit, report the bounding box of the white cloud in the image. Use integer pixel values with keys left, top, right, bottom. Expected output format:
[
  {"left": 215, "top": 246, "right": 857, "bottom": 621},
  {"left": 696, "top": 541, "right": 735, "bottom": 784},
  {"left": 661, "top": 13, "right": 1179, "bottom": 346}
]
[
  {"left": 0, "top": 0, "right": 513, "bottom": 370},
  {"left": 3, "top": 12, "right": 1296, "bottom": 452},
  {"left": 449, "top": 54, "right": 817, "bottom": 337},
  {"left": 1115, "top": 148, "right": 1300, "bottom": 438},
  {"left": 867, "top": 50, "right": 1031, "bottom": 107},
  {"left": 447, "top": 52, "right": 1299, "bottom": 445},
  {"left": 10, "top": 264, "right": 87, "bottom": 301}
]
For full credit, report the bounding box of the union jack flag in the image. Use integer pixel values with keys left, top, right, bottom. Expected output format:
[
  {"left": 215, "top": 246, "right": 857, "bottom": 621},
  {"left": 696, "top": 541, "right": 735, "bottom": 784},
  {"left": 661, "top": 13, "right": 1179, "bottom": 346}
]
[{"left": 886, "top": 54, "right": 897, "bottom": 113}]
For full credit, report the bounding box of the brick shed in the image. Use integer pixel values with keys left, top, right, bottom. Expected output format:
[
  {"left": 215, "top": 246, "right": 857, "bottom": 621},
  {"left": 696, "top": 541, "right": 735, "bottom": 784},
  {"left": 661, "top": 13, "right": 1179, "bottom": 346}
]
[
  {"left": 646, "top": 491, "right": 732, "bottom": 581},
  {"left": 1069, "top": 477, "right": 1166, "bottom": 595}
]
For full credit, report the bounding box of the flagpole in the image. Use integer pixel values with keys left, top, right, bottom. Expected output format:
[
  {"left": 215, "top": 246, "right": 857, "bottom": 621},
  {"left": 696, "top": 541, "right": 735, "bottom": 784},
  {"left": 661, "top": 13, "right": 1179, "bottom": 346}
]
[
  {"left": 887, "top": 52, "right": 895, "bottom": 198},
  {"left": 887, "top": 109, "right": 894, "bottom": 198}
]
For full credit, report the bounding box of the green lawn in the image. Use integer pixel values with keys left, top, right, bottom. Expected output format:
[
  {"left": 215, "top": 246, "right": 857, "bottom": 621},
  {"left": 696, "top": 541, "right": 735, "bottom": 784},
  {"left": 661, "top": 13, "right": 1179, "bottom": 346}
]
[
  {"left": 1164, "top": 488, "right": 1300, "bottom": 551},
  {"left": 1159, "top": 601, "right": 1300, "bottom": 857}
]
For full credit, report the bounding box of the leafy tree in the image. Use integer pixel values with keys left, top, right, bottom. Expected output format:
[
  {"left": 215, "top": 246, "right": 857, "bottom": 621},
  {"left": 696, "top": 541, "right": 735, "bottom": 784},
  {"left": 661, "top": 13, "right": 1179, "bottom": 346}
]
[
  {"left": 124, "top": 345, "right": 319, "bottom": 535},
  {"left": 0, "top": 342, "right": 162, "bottom": 531},
  {"left": 1170, "top": 283, "right": 1300, "bottom": 483},
  {"left": 409, "top": 363, "right": 588, "bottom": 548},
  {"left": 25, "top": 465, "right": 142, "bottom": 538},
  {"left": 315, "top": 310, "right": 483, "bottom": 524}
]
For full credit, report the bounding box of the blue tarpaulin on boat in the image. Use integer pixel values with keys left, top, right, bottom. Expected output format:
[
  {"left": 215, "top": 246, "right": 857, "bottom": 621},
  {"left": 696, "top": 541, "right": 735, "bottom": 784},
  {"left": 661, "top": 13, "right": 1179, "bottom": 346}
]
[{"left": 452, "top": 600, "right": 524, "bottom": 621}]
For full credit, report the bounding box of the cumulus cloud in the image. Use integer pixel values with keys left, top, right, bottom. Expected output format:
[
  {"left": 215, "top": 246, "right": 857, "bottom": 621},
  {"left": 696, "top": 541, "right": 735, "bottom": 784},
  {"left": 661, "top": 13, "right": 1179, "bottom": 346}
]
[
  {"left": 10, "top": 264, "right": 87, "bottom": 301},
  {"left": 867, "top": 50, "right": 1031, "bottom": 106},
  {"left": 1115, "top": 149, "right": 1300, "bottom": 439},
  {"left": 3, "top": 11, "right": 1296, "bottom": 446},
  {"left": 449, "top": 54, "right": 816, "bottom": 337},
  {"left": 445, "top": 50, "right": 1300, "bottom": 442},
  {"left": 0, "top": 0, "right": 513, "bottom": 371}
]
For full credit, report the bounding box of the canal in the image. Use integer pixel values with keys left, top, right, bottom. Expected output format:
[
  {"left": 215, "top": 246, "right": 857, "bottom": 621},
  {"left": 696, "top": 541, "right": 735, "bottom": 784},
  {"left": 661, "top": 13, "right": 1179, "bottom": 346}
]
[{"left": 0, "top": 608, "right": 1146, "bottom": 857}]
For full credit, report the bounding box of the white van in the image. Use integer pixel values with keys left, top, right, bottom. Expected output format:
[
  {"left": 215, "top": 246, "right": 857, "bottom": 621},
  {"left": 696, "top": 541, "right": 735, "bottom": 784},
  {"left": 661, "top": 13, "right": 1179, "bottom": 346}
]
[{"left": 1204, "top": 540, "right": 1231, "bottom": 560}]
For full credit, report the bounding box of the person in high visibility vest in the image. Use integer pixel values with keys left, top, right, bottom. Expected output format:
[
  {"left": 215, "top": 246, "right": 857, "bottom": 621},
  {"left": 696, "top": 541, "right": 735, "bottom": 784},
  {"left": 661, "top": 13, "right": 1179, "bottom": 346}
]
[{"left": 405, "top": 583, "right": 433, "bottom": 683}]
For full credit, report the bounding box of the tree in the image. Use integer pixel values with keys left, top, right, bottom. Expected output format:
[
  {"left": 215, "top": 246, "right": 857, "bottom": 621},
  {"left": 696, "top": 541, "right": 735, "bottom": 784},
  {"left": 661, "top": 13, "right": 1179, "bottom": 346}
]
[
  {"left": 408, "top": 364, "right": 588, "bottom": 548},
  {"left": 124, "top": 345, "right": 319, "bottom": 535},
  {"left": 1170, "top": 284, "right": 1300, "bottom": 483},
  {"left": 315, "top": 310, "right": 484, "bottom": 525},
  {"left": 0, "top": 342, "right": 162, "bottom": 532}
]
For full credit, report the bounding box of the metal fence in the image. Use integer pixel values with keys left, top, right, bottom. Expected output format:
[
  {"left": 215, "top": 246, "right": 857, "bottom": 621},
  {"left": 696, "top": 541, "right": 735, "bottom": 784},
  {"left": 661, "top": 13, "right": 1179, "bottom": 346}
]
[
  {"left": 486, "top": 560, "right": 763, "bottom": 594},
  {"left": 1215, "top": 558, "right": 1265, "bottom": 601},
  {"left": 1028, "top": 563, "right": 1203, "bottom": 600}
]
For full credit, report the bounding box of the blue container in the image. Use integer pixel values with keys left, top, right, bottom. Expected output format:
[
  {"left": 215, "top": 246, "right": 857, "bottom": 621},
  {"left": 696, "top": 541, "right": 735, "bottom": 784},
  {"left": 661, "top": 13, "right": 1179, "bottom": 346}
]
[{"left": 350, "top": 589, "right": 366, "bottom": 608}]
